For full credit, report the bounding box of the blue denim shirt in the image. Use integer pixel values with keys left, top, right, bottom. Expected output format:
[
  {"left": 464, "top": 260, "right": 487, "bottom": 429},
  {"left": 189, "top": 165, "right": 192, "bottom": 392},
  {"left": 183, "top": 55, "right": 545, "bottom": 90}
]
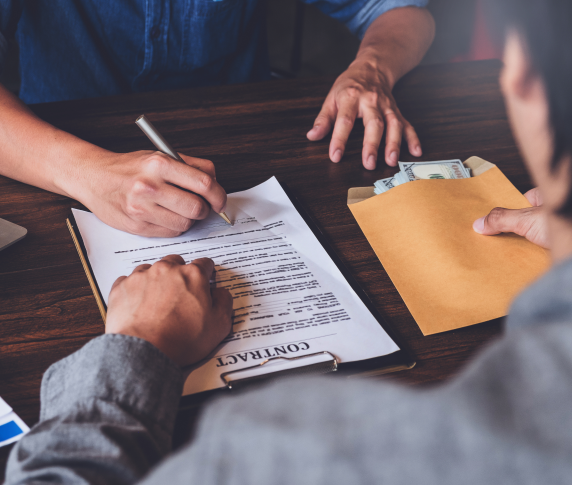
[{"left": 0, "top": 0, "right": 427, "bottom": 104}]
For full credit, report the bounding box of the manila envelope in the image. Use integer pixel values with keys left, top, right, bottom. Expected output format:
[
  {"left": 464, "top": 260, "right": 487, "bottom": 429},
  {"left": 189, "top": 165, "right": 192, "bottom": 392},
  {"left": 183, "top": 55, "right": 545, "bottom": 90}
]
[{"left": 347, "top": 156, "right": 550, "bottom": 335}]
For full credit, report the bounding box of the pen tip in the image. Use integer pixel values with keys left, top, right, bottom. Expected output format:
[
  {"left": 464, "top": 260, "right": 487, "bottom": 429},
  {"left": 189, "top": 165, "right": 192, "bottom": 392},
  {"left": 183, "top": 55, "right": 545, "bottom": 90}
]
[{"left": 219, "top": 212, "right": 232, "bottom": 225}]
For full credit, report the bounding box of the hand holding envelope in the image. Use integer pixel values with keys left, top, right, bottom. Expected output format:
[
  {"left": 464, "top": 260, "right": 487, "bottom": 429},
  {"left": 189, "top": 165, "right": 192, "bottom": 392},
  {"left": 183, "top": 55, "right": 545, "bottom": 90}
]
[{"left": 348, "top": 157, "right": 550, "bottom": 335}]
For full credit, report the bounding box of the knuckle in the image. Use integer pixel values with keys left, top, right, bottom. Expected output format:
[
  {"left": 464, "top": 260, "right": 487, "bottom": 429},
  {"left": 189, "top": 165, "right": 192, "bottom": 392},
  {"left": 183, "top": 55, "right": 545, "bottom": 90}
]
[
  {"left": 365, "top": 91, "right": 380, "bottom": 105},
  {"left": 154, "top": 259, "right": 175, "bottom": 274},
  {"left": 343, "top": 86, "right": 361, "bottom": 99},
  {"left": 147, "top": 155, "right": 169, "bottom": 173},
  {"left": 125, "top": 200, "right": 146, "bottom": 219},
  {"left": 204, "top": 159, "right": 216, "bottom": 177},
  {"left": 386, "top": 115, "right": 403, "bottom": 129},
  {"left": 188, "top": 199, "right": 206, "bottom": 220},
  {"left": 368, "top": 118, "right": 384, "bottom": 129},
  {"left": 196, "top": 173, "right": 215, "bottom": 193},
  {"left": 178, "top": 218, "right": 193, "bottom": 233},
  {"left": 363, "top": 143, "right": 379, "bottom": 152},
  {"left": 186, "top": 264, "right": 203, "bottom": 280},
  {"left": 487, "top": 208, "right": 506, "bottom": 226},
  {"left": 131, "top": 179, "right": 157, "bottom": 197},
  {"left": 338, "top": 114, "right": 354, "bottom": 127}
]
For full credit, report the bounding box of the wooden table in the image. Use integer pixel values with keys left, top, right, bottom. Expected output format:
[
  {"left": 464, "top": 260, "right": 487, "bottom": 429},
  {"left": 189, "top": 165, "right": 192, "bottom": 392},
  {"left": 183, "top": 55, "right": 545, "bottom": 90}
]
[{"left": 0, "top": 59, "right": 533, "bottom": 477}]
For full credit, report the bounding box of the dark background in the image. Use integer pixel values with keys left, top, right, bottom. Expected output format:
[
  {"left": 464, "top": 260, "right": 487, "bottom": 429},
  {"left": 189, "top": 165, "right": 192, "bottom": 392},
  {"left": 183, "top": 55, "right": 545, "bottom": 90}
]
[{"left": 0, "top": 0, "right": 482, "bottom": 93}]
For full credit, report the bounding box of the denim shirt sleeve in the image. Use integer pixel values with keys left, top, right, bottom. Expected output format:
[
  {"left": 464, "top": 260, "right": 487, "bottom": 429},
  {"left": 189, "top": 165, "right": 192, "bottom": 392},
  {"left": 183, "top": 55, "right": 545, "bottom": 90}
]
[
  {"left": 5, "top": 334, "right": 184, "bottom": 485},
  {"left": 302, "top": 0, "right": 429, "bottom": 39}
]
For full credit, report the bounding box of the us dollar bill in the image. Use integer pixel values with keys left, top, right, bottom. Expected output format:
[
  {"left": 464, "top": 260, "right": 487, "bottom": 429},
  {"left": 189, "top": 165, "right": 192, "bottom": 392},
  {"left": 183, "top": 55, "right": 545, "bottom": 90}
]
[
  {"left": 398, "top": 160, "right": 470, "bottom": 181},
  {"left": 373, "top": 159, "right": 471, "bottom": 195},
  {"left": 374, "top": 176, "right": 399, "bottom": 194}
]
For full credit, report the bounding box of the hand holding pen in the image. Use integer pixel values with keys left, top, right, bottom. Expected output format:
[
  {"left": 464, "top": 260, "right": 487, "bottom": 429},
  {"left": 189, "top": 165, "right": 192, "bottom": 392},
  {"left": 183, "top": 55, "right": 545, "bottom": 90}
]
[{"left": 136, "top": 115, "right": 231, "bottom": 226}]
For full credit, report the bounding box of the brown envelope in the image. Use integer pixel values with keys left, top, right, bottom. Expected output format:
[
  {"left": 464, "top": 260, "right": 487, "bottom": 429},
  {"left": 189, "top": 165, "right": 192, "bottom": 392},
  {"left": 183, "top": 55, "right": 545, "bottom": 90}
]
[{"left": 348, "top": 157, "right": 550, "bottom": 335}]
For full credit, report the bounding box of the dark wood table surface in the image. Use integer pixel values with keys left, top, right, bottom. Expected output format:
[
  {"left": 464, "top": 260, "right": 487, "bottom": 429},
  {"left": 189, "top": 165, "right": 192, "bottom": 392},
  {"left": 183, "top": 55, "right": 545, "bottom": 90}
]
[{"left": 0, "top": 59, "right": 533, "bottom": 478}]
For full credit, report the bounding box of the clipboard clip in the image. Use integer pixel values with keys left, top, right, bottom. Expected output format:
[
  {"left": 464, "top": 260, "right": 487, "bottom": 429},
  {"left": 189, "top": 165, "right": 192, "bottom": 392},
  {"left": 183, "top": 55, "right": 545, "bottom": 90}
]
[{"left": 220, "top": 351, "right": 338, "bottom": 389}]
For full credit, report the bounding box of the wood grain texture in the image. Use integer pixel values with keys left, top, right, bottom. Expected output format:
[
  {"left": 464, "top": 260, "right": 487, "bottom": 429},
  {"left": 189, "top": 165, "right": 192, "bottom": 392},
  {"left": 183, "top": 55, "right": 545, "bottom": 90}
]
[{"left": 0, "top": 60, "right": 532, "bottom": 477}]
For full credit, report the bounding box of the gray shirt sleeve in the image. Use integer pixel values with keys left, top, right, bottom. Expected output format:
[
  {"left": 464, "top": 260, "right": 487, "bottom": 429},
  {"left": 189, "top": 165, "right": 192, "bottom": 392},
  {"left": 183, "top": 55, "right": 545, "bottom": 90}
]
[
  {"left": 5, "top": 334, "right": 183, "bottom": 485},
  {"left": 7, "top": 256, "right": 572, "bottom": 485},
  {"left": 139, "top": 320, "right": 572, "bottom": 485}
]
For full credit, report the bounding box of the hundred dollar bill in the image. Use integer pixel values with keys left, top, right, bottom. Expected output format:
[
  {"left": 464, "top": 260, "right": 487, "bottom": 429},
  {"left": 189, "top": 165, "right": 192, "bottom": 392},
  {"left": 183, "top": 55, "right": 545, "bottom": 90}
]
[
  {"left": 398, "top": 160, "right": 470, "bottom": 182},
  {"left": 373, "top": 159, "right": 471, "bottom": 195},
  {"left": 374, "top": 176, "right": 400, "bottom": 195}
]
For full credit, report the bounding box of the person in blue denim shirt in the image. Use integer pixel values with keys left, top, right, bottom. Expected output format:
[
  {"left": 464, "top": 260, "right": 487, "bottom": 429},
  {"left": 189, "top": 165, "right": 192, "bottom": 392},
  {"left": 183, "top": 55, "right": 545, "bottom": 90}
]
[{"left": 0, "top": 1, "right": 434, "bottom": 237}]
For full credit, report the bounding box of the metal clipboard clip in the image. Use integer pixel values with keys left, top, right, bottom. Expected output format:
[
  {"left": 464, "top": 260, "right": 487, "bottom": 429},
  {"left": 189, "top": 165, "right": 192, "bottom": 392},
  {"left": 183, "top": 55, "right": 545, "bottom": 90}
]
[{"left": 220, "top": 351, "right": 338, "bottom": 389}]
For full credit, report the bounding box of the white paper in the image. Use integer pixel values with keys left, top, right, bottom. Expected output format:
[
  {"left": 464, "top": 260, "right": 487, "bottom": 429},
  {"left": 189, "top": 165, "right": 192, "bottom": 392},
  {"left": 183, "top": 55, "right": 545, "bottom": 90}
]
[
  {"left": 0, "top": 396, "right": 12, "bottom": 418},
  {"left": 73, "top": 177, "right": 399, "bottom": 395},
  {"left": 0, "top": 397, "right": 29, "bottom": 447}
]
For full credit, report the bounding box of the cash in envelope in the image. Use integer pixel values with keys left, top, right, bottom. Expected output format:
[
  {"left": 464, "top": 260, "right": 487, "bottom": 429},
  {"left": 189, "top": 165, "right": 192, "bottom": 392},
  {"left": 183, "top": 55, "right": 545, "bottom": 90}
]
[{"left": 374, "top": 160, "right": 471, "bottom": 194}]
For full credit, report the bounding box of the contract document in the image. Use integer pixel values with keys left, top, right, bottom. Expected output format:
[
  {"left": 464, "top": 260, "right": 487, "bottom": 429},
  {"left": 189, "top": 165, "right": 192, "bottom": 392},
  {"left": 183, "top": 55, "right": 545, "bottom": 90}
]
[{"left": 73, "top": 177, "right": 399, "bottom": 395}]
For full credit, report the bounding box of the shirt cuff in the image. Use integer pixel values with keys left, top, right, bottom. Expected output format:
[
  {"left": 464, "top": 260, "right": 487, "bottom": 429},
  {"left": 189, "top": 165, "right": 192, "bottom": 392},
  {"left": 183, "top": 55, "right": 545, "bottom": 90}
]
[
  {"left": 351, "top": 0, "right": 429, "bottom": 39},
  {"left": 40, "top": 334, "right": 184, "bottom": 437}
]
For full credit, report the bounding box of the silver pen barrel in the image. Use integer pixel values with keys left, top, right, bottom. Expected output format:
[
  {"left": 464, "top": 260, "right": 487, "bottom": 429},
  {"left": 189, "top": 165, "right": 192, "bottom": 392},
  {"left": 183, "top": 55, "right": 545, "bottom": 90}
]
[
  {"left": 135, "top": 115, "right": 183, "bottom": 162},
  {"left": 135, "top": 114, "right": 232, "bottom": 225}
]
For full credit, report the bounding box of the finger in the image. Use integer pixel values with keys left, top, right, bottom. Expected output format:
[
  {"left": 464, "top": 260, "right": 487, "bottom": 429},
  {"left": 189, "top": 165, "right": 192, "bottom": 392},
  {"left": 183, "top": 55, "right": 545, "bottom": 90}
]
[
  {"left": 525, "top": 188, "right": 543, "bottom": 206},
  {"left": 361, "top": 108, "right": 385, "bottom": 170},
  {"left": 154, "top": 183, "right": 211, "bottom": 222},
  {"left": 109, "top": 275, "right": 127, "bottom": 294},
  {"left": 473, "top": 207, "right": 531, "bottom": 236},
  {"left": 402, "top": 119, "right": 422, "bottom": 158},
  {"left": 130, "top": 201, "right": 197, "bottom": 235},
  {"left": 159, "top": 254, "right": 186, "bottom": 265},
  {"left": 132, "top": 264, "right": 152, "bottom": 273},
  {"left": 182, "top": 258, "right": 216, "bottom": 299},
  {"left": 307, "top": 95, "right": 336, "bottom": 141},
  {"left": 123, "top": 217, "right": 188, "bottom": 238},
  {"left": 189, "top": 257, "right": 216, "bottom": 281},
  {"left": 382, "top": 110, "right": 403, "bottom": 167},
  {"left": 178, "top": 154, "right": 216, "bottom": 179},
  {"left": 154, "top": 156, "right": 227, "bottom": 213},
  {"left": 329, "top": 98, "right": 359, "bottom": 163}
]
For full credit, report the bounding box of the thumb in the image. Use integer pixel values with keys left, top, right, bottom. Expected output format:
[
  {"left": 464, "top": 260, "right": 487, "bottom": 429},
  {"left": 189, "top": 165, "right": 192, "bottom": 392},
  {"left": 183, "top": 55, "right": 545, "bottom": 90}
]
[
  {"left": 473, "top": 206, "right": 549, "bottom": 248},
  {"left": 473, "top": 207, "right": 532, "bottom": 236}
]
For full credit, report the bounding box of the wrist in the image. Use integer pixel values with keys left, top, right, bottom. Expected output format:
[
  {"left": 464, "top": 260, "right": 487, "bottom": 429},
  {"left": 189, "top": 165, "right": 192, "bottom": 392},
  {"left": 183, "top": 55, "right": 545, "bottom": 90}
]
[
  {"left": 351, "top": 49, "right": 396, "bottom": 90},
  {"left": 55, "top": 144, "right": 117, "bottom": 204}
]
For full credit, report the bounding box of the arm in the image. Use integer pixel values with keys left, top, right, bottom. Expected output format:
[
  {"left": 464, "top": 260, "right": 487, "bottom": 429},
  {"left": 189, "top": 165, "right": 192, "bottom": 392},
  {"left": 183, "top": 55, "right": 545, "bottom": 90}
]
[
  {"left": 5, "top": 256, "right": 232, "bottom": 485},
  {"left": 0, "top": 84, "right": 227, "bottom": 237},
  {"left": 307, "top": 6, "right": 435, "bottom": 169}
]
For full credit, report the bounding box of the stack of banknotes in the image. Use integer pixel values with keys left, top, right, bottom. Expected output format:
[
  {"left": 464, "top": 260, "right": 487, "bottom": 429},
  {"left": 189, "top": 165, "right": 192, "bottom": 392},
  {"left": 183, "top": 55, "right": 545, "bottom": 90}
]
[{"left": 373, "top": 159, "right": 471, "bottom": 195}]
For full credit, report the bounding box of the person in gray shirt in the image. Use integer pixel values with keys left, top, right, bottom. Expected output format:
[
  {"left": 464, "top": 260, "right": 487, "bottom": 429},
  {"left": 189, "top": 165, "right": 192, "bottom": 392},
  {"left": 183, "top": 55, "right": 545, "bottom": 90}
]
[{"left": 5, "top": 0, "right": 572, "bottom": 483}]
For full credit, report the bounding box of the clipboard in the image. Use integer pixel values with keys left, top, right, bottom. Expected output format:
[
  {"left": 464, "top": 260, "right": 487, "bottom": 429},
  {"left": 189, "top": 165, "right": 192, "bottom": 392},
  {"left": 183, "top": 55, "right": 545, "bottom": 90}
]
[{"left": 67, "top": 180, "right": 415, "bottom": 406}]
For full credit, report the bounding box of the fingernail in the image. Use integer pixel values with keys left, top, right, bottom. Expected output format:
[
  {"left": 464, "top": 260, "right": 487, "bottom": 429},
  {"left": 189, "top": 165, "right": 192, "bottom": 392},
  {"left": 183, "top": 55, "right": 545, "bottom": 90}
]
[
  {"left": 367, "top": 155, "right": 376, "bottom": 169},
  {"left": 332, "top": 149, "right": 342, "bottom": 163},
  {"left": 414, "top": 145, "right": 422, "bottom": 156},
  {"left": 473, "top": 217, "right": 485, "bottom": 234},
  {"left": 389, "top": 151, "right": 398, "bottom": 165}
]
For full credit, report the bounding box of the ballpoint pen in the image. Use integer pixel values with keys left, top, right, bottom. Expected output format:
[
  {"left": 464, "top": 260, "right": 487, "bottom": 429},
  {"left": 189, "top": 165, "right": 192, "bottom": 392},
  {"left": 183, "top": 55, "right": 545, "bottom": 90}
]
[{"left": 135, "top": 114, "right": 232, "bottom": 225}]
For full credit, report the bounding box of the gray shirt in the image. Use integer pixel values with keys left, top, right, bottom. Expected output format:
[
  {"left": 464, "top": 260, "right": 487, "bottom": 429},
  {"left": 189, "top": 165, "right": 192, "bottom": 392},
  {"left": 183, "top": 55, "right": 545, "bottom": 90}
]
[{"left": 6, "top": 257, "right": 572, "bottom": 484}]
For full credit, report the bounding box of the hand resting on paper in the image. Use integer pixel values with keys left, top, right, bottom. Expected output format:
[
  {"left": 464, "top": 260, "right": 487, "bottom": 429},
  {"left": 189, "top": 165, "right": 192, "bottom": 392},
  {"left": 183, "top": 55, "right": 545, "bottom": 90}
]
[
  {"left": 105, "top": 255, "right": 233, "bottom": 367},
  {"left": 473, "top": 188, "right": 549, "bottom": 248}
]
